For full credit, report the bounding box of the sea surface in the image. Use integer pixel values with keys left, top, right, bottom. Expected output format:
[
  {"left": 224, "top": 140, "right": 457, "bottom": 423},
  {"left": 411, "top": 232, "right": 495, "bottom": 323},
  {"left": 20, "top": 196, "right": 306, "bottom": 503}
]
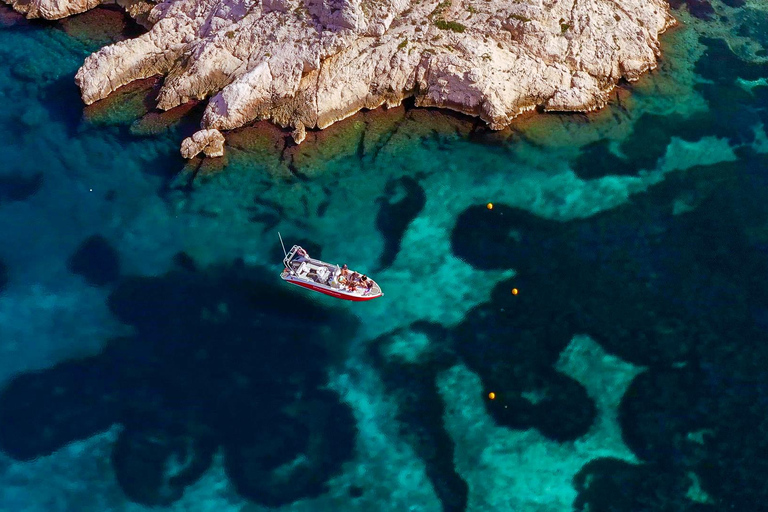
[{"left": 0, "top": 1, "right": 767, "bottom": 511}]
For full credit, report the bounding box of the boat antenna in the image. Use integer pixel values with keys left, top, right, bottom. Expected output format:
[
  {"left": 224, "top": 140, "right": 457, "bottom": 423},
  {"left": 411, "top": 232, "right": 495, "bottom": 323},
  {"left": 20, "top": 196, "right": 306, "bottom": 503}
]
[{"left": 278, "top": 232, "right": 287, "bottom": 257}]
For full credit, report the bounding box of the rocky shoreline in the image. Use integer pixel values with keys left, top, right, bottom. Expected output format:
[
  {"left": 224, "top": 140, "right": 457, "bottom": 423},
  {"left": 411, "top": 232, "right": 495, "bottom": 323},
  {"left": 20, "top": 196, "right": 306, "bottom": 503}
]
[{"left": 4, "top": 0, "right": 675, "bottom": 156}]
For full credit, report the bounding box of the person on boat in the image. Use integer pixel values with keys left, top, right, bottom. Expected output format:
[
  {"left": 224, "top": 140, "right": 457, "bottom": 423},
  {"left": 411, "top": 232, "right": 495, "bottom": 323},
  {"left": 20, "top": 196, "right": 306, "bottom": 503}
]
[
  {"left": 361, "top": 275, "right": 373, "bottom": 292},
  {"left": 295, "top": 247, "right": 309, "bottom": 262},
  {"left": 340, "top": 264, "right": 349, "bottom": 278},
  {"left": 347, "top": 272, "right": 365, "bottom": 292}
]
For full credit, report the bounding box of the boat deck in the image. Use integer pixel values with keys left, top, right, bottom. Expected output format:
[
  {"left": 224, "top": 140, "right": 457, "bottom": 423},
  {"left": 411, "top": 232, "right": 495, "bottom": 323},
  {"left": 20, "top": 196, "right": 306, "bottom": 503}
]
[{"left": 282, "top": 250, "right": 381, "bottom": 299}]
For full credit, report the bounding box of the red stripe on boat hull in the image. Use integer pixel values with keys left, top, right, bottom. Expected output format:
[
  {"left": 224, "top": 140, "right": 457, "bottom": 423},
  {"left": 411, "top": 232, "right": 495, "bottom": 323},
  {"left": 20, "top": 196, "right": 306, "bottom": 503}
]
[{"left": 284, "top": 278, "right": 382, "bottom": 301}]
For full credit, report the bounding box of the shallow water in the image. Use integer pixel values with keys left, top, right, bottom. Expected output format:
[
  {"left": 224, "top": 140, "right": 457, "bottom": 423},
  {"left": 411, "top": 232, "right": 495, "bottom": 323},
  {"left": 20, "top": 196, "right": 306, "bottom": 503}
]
[{"left": 0, "top": 1, "right": 767, "bottom": 511}]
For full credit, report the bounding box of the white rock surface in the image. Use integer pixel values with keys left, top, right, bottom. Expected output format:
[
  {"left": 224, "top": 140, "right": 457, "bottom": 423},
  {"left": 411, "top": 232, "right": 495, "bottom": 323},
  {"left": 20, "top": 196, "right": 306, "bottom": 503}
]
[
  {"left": 180, "top": 128, "right": 226, "bottom": 158},
  {"left": 5, "top": 0, "right": 675, "bottom": 154},
  {"left": 2, "top": 0, "right": 102, "bottom": 20}
]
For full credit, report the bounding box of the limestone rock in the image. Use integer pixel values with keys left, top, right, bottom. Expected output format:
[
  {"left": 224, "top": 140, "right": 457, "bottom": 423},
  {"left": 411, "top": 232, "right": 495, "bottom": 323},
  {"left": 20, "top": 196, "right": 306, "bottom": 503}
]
[
  {"left": 3, "top": 0, "right": 102, "bottom": 20},
  {"left": 291, "top": 122, "right": 306, "bottom": 144},
  {"left": 180, "top": 128, "right": 226, "bottom": 158},
  {"left": 5, "top": 0, "right": 676, "bottom": 157}
]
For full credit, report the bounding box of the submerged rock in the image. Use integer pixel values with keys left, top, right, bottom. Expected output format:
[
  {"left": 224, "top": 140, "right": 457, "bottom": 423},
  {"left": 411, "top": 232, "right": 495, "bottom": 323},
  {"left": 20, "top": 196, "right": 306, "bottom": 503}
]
[
  {"left": 0, "top": 260, "right": 7, "bottom": 292},
  {"left": 3, "top": 0, "right": 674, "bottom": 157},
  {"left": 67, "top": 234, "right": 121, "bottom": 287},
  {"left": 0, "top": 172, "right": 43, "bottom": 203}
]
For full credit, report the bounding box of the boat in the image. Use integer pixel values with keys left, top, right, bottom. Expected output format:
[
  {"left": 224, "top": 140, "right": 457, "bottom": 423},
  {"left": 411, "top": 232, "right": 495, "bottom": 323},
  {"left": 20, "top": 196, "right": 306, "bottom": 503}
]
[{"left": 278, "top": 234, "right": 383, "bottom": 301}]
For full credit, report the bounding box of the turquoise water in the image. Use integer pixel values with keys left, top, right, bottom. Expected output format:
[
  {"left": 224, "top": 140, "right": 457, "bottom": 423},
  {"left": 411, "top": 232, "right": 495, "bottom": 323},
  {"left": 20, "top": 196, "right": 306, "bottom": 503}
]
[{"left": 0, "top": 1, "right": 767, "bottom": 511}]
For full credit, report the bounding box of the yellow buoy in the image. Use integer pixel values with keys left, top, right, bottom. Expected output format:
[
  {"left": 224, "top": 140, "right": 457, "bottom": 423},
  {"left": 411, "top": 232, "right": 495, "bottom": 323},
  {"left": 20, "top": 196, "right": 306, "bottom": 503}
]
[
  {"left": 488, "top": 392, "right": 496, "bottom": 400},
  {"left": 486, "top": 203, "right": 493, "bottom": 210},
  {"left": 511, "top": 288, "right": 519, "bottom": 295}
]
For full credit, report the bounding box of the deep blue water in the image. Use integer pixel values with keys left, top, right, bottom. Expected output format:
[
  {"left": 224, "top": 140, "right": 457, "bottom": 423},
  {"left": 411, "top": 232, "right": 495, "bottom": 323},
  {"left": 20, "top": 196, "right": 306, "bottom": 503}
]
[{"left": 1, "top": 1, "right": 768, "bottom": 511}]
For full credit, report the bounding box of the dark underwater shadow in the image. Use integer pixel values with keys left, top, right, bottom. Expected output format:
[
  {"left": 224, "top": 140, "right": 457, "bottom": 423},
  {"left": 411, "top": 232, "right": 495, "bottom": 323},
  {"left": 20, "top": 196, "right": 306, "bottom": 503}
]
[
  {"left": 67, "top": 234, "right": 121, "bottom": 287},
  {"left": 41, "top": 76, "right": 88, "bottom": 138},
  {"left": 0, "top": 259, "right": 359, "bottom": 507},
  {"left": 0, "top": 172, "right": 43, "bottom": 204},
  {"left": 367, "top": 322, "right": 470, "bottom": 512},
  {"left": 375, "top": 175, "right": 426, "bottom": 270},
  {"left": 450, "top": 143, "right": 768, "bottom": 509},
  {"left": 0, "top": 259, "right": 7, "bottom": 292},
  {"left": 573, "top": 37, "right": 768, "bottom": 181}
]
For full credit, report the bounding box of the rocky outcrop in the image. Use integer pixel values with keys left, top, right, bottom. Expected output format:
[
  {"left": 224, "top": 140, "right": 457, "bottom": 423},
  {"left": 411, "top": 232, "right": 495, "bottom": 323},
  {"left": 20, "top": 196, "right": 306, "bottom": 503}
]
[
  {"left": 5, "top": 0, "right": 675, "bottom": 156},
  {"left": 180, "top": 129, "right": 226, "bottom": 158},
  {"left": 2, "top": 0, "right": 102, "bottom": 20}
]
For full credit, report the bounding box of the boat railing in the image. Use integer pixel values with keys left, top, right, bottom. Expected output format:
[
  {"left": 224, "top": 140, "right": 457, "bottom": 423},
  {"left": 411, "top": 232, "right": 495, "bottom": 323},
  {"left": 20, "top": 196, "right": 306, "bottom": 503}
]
[{"left": 283, "top": 245, "right": 301, "bottom": 270}]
